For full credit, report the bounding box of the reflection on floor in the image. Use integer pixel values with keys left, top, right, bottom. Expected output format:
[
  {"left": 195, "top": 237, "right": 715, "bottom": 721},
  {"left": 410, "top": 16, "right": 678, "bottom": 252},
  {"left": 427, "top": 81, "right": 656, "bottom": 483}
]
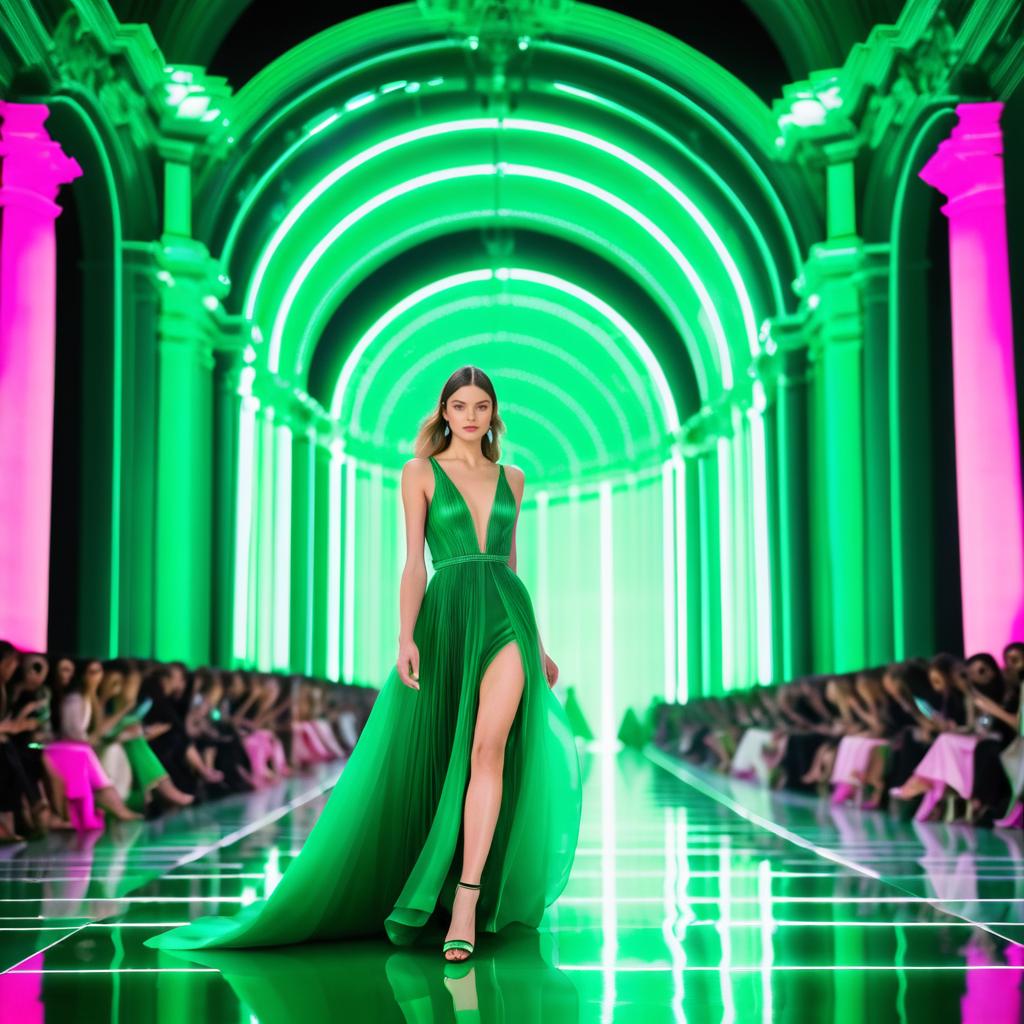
[{"left": 0, "top": 745, "right": 1021, "bottom": 1022}]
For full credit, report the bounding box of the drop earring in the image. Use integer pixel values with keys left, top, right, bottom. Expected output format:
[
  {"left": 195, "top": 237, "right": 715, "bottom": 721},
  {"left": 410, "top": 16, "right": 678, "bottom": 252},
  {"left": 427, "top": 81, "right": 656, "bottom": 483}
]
[
  {"left": 444, "top": 422, "right": 450, "bottom": 436},
  {"left": 486, "top": 427, "right": 493, "bottom": 441}
]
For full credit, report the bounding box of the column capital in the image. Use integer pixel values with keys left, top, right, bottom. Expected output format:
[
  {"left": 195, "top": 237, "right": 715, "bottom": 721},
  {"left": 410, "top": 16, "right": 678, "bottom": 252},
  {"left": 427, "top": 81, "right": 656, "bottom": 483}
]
[
  {"left": 157, "top": 65, "right": 235, "bottom": 161},
  {"left": 679, "top": 393, "right": 737, "bottom": 456},
  {"left": 0, "top": 102, "right": 82, "bottom": 218},
  {"left": 753, "top": 312, "right": 813, "bottom": 398},
  {"left": 919, "top": 102, "right": 1005, "bottom": 217}
]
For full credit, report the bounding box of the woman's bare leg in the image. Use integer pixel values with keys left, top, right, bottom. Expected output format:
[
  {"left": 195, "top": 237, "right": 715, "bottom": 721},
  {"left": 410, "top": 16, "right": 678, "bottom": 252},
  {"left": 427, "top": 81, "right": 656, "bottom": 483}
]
[{"left": 445, "top": 641, "right": 525, "bottom": 961}]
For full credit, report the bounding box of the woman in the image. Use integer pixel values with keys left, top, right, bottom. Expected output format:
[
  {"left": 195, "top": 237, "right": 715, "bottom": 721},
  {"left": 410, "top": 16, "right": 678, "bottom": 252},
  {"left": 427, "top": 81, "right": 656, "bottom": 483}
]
[
  {"left": 829, "top": 668, "right": 893, "bottom": 807},
  {"left": 5, "top": 651, "right": 84, "bottom": 834},
  {"left": 44, "top": 658, "right": 143, "bottom": 824},
  {"left": 891, "top": 652, "right": 1009, "bottom": 822},
  {"left": 107, "top": 659, "right": 194, "bottom": 813},
  {"left": 800, "top": 675, "right": 861, "bottom": 789},
  {"left": 770, "top": 677, "right": 834, "bottom": 792},
  {"left": 221, "top": 673, "right": 290, "bottom": 785},
  {"left": 140, "top": 664, "right": 225, "bottom": 795},
  {"left": 145, "top": 365, "right": 583, "bottom": 962}
]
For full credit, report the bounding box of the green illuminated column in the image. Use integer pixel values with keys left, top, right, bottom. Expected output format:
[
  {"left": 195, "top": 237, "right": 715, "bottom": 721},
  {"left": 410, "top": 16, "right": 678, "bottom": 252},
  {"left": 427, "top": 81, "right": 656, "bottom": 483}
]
[
  {"left": 775, "top": 83, "right": 872, "bottom": 672},
  {"left": 118, "top": 246, "right": 161, "bottom": 657},
  {"left": 210, "top": 324, "right": 250, "bottom": 668},
  {"left": 682, "top": 402, "right": 729, "bottom": 696},
  {"left": 802, "top": 239, "right": 868, "bottom": 672},
  {"left": 253, "top": 400, "right": 278, "bottom": 671},
  {"left": 285, "top": 397, "right": 329, "bottom": 676},
  {"left": 858, "top": 244, "right": 894, "bottom": 663},
  {"left": 147, "top": 66, "right": 233, "bottom": 663},
  {"left": 150, "top": 230, "right": 222, "bottom": 664},
  {"left": 756, "top": 317, "right": 813, "bottom": 680},
  {"left": 682, "top": 454, "right": 704, "bottom": 700},
  {"left": 311, "top": 439, "right": 333, "bottom": 678}
]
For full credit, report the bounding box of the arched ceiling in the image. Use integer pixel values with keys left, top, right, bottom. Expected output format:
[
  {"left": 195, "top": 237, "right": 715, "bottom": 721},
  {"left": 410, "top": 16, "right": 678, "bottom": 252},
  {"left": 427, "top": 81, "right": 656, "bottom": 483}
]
[
  {"left": 107, "top": 0, "right": 907, "bottom": 88},
  {"left": 188, "top": 3, "right": 818, "bottom": 481}
]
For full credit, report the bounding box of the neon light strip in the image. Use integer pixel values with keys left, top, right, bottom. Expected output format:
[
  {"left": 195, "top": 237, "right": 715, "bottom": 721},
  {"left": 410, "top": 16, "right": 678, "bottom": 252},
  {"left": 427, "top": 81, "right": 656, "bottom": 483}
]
[
  {"left": 342, "top": 455, "right": 357, "bottom": 683},
  {"left": 662, "top": 461, "right": 678, "bottom": 704},
  {"left": 717, "top": 437, "right": 734, "bottom": 690},
  {"left": 326, "top": 447, "right": 342, "bottom": 680},
  {"left": 674, "top": 454, "right": 688, "bottom": 703},
  {"left": 747, "top": 408, "right": 774, "bottom": 683},
  {"left": 599, "top": 480, "right": 615, "bottom": 749},
  {"left": 272, "top": 423, "right": 292, "bottom": 669}
]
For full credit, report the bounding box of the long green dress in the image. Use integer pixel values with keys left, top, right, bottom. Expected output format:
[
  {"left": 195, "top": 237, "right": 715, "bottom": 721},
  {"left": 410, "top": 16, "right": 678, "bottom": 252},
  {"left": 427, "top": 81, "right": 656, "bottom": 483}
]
[{"left": 144, "top": 454, "right": 583, "bottom": 951}]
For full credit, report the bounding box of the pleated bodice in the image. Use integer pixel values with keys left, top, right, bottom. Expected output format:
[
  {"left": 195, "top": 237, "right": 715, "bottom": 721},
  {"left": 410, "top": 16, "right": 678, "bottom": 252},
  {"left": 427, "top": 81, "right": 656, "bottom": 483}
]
[{"left": 426, "top": 455, "right": 514, "bottom": 569}]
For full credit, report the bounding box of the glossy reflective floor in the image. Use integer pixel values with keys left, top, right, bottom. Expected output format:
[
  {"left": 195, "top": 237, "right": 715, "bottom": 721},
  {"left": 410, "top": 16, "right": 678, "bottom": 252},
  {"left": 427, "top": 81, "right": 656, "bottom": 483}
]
[{"left": 1, "top": 745, "right": 1022, "bottom": 1023}]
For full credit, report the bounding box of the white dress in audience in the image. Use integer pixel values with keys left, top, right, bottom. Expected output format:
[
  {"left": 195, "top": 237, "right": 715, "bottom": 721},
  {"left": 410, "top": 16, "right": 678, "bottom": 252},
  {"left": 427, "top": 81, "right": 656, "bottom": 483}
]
[{"left": 59, "top": 692, "right": 132, "bottom": 797}]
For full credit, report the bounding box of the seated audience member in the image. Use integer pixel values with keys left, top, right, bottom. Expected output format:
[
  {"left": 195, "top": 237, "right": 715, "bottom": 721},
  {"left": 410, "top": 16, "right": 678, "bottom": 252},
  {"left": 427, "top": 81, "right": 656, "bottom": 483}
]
[
  {"left": 103, "top": 659, "right": 194, "bottom": 813},
  {"left": 45, "top": 658, "right": 143, "bottom": 824},
  {"left": 4, "top": 650, "right": 79, "bottom": 835},
  {"left": 830, "top": 668, "right": 894, "bottom": 807},
  {"left": 141, "top": 663, "right": 225, "bottom": 797},
  {"left": 990, "top": 642, "right": 1023, "bottom": 827},
  {"left": 800, "top": 676, "right": 860, "bottom": 790},
  {"left": 890, "top": 652, "right": 1012, "bottom": 822}
]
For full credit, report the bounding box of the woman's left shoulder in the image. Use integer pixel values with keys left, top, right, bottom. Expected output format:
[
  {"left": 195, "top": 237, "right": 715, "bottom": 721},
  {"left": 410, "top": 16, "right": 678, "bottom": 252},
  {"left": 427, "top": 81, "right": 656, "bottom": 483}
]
[{"left": 502, "top": 462, "right": 525, "bottom": 485}]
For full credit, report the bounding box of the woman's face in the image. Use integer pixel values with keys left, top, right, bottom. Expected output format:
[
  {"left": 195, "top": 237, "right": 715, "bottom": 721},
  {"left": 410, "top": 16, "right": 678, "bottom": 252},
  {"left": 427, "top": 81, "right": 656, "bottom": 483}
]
[
  {"left": 928, "top": 667, "right": 947, "bottom": 692},
  {"left": 22, "top": 655, "right": 49, "bottom": 688},
  {"left": 443, "top": 385, "right": 493, "bottom": 441},
  {"left": 55, "top": 658, "right": 75, "bottom": 686},
  {"left": 1006, "top": 648, "right": 1024, "bottom": 676},
  {"left": 84, "top": 662, "right": 103, "bottom": 688},
  {"left": 968, "top": 659, "right": 997, "bottom": 687}
]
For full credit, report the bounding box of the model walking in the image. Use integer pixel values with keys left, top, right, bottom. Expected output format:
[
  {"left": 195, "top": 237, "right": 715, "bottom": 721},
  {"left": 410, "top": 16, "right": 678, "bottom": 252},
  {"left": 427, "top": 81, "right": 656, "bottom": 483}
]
[{"left": 144, "top": 365, "right": 583, "bottom": 961}]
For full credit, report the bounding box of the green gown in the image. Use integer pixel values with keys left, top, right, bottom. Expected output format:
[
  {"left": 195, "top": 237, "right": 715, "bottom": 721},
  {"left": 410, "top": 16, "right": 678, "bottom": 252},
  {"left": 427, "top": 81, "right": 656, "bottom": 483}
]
[{"left": 144, "top": 454, "right": 583, "bottom": 951}]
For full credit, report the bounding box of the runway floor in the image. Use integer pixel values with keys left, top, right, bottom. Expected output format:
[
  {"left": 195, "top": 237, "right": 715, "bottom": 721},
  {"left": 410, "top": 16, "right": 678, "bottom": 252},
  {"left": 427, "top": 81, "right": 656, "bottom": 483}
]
[{"left": 1, "top": 744, "right": 1021, "bottom": 1023}]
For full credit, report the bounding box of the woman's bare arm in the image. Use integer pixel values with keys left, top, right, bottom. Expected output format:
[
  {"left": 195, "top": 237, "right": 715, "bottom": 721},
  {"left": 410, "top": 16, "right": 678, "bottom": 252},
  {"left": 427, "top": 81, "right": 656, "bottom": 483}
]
[{"left": 397, "top": 458, "right": 429, "bottom": 644}]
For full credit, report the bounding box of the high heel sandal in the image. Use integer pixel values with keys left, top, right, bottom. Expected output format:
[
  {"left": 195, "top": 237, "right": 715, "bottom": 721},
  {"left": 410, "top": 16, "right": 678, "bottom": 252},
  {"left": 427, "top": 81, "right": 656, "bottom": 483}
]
[{"left": 443, "top": 881, "right": 480, "bottom": 962}]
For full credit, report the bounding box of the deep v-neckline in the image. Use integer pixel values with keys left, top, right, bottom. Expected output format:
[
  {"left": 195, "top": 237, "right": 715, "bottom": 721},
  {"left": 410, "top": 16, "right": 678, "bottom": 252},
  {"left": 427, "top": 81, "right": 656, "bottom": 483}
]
[{"left": 430, "top": 456, "right": 503, "bottom": 555}]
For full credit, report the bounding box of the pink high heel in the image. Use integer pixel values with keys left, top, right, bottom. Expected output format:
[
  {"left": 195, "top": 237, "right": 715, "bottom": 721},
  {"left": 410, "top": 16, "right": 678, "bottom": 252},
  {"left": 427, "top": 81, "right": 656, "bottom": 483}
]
[
  {"left": 994, "top": 802, "right": 1023, "bottom": 829},
  {"left": 831, "top": 782, "right": 855, "bottom": 806},
  {"left": 913, "top": 781, "right": 947, "bottom": 823}
]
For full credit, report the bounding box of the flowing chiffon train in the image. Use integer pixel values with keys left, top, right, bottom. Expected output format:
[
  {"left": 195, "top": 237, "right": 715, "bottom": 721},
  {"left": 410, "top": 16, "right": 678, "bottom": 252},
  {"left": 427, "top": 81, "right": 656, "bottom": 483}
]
[{"left": 144, "top": 455, "right": 583, "bottom": 950}]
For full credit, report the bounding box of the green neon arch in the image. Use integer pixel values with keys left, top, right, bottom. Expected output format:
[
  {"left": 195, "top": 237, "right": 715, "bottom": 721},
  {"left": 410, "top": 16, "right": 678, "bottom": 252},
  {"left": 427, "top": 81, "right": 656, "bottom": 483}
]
[
  {"left": 294, "top": 207, "right": 705, "bottom": 398},
  {"left": 240, "top": 118, "right": 760, "bottom": 370},
  {"left": 267, "top": 162, "right": 734, "bottom": 393},
  {"left": 330, "top": 267, "right": 681, "bottom": 432},
  {"left": 357, "top": 320, "right": 634, "bottom": 463},
  {"left": 354, "top": 311, "right": 649, "bottom": 461}
]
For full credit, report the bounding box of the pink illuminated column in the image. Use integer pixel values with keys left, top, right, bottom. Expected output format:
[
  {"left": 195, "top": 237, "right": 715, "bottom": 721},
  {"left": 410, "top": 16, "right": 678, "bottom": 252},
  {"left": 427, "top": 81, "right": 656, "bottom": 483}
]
[
  {"left": 0, "top": 103, "right": 82, "bottom": 650},
  {"left": 919, "top": 102, "right": 1024, "bottom": 655}
]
